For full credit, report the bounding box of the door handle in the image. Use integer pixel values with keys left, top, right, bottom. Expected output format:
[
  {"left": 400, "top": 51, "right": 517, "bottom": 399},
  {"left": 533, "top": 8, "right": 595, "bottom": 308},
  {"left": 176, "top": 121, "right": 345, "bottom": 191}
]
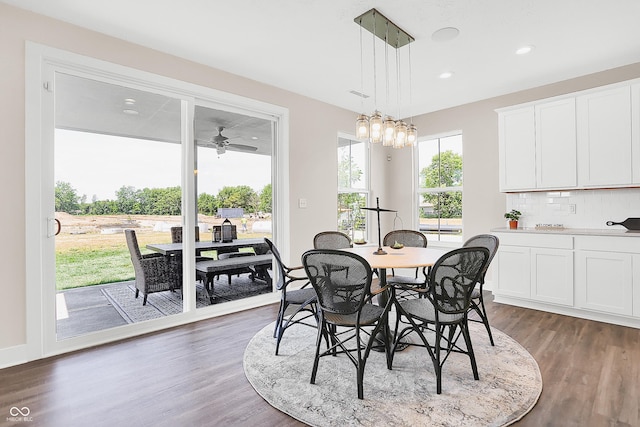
[{"left": 48, "top": 218, "right": 61, "bottom": 237}]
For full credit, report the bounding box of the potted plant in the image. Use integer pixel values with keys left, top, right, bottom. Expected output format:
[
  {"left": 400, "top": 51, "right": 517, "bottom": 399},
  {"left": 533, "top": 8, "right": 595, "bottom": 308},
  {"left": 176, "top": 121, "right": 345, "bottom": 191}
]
[{"left": 504, "top": 209, "right": 522, "bottom": 229}]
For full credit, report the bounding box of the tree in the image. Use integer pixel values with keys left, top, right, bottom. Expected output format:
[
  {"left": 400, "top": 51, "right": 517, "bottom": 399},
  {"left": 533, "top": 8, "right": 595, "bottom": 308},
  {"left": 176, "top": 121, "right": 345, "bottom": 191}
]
[
  {"left": 420, "top": 150, "right": 463, "bottom": 219},
  {"left": 217, "top": 185, "right": 258, "bottom": 213},
  {"left": 55, "top": 181, "right": 80, "bottom": 213},
  {"left": 258, "top": 184, "right": 272, "bottom": 213},
  {"left": 338, "top": 152, "right": 363, "bottom": 188},
  {"left": 116, "top": 185, "right": 141, "bottom": 214},
  {"left": 198, "top": 193, "right": 218, "bottom": 216}
]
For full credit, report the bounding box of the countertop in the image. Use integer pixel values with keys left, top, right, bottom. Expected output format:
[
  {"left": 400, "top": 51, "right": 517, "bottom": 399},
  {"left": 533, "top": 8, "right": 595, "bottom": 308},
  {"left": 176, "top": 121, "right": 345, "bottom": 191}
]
[{"left": 491, "top": 227, "right": 640, "bottom": 237}]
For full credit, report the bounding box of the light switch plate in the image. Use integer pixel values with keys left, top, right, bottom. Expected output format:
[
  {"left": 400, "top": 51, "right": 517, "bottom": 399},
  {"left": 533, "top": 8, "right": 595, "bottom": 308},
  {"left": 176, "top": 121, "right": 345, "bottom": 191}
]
[{"left": 299, "top": 198, "right": 307, "bottom": 208}]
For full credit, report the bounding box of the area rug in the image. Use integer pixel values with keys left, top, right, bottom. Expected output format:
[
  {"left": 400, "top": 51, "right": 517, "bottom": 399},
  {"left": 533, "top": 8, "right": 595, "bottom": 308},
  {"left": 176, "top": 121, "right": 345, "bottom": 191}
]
[
  {"left": 244, "top": 321, "right": 542, "bottom": 427},
  {"left": 102, "top": 276, "right": 272, "bottom": 323}
]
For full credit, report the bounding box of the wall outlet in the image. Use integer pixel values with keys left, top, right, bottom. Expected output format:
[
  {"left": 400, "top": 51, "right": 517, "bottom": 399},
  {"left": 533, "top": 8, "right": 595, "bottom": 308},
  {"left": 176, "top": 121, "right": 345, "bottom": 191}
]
[{"left": 568, "top": 204, "right": 576, "bottom": 214}]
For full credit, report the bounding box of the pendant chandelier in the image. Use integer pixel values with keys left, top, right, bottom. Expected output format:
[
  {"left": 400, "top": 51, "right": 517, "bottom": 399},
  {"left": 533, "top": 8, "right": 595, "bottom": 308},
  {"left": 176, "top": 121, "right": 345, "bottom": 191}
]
[{"left": 354, "top": 8, "right": 417, "bottom": 148}]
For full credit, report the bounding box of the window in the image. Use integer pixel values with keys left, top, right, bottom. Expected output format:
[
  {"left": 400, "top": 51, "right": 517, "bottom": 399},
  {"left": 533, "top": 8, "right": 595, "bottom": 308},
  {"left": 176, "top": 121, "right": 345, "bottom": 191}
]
[
  {"left": 337, "top": 136, "right": 369, "bottom": 242},
  {"left": 416, "top": 133, "right": 463, "bottom": 242}
]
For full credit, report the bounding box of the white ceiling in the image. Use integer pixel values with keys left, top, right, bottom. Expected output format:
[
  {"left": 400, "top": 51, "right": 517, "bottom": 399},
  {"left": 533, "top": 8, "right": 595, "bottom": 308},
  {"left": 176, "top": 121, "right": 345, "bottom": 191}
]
[{"left": 6, "top": 0, "right": 640, "bottom": 117}]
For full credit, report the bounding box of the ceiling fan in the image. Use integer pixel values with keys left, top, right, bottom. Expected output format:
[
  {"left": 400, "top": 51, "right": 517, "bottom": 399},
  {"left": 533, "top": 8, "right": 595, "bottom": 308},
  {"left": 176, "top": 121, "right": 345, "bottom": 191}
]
[{"left": 205, "top": 126, "right": 258, "bottom": 155}]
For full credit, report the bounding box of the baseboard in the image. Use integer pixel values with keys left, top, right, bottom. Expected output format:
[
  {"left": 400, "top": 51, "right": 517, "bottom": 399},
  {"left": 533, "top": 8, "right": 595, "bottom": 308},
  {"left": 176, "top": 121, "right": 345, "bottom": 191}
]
[{"left": 0, "top": 344, "right": 29, "bottom": 370}]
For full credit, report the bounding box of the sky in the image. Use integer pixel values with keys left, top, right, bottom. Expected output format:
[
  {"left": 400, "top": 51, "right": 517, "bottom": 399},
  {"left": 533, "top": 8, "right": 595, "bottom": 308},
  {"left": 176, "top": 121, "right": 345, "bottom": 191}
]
[{"left": 54, "top": 130, "right": 271, "bottom": 201}]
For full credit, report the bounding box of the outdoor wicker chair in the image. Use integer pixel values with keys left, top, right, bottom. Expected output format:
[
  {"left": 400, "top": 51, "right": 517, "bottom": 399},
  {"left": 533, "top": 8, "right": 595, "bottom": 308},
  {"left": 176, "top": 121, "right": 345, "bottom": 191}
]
[{"left": 125, "top": 229, "right": 180, "bottom": 305}]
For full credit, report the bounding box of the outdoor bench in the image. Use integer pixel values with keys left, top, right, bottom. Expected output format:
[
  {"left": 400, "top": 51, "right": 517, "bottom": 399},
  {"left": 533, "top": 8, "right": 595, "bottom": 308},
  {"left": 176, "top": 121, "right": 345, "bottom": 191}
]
[{"left": 196, "top": 254, "right": 273, "bottom": 303}]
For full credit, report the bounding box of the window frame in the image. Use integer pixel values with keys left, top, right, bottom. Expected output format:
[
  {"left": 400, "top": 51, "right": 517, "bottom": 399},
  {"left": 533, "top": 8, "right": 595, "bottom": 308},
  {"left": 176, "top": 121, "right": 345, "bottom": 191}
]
[
  {"left": 337, "top": 133, "right": 370, "bottom": 243},
  {"left": 415, "top": 131, "right": 463, "bottom": 244}
]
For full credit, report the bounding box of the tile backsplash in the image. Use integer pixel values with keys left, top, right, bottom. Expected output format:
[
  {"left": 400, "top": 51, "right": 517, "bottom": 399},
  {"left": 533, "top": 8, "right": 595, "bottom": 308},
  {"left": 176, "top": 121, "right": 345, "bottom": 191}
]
[{"left": 506, "top": 188, "right": 640, "bottom": 229}]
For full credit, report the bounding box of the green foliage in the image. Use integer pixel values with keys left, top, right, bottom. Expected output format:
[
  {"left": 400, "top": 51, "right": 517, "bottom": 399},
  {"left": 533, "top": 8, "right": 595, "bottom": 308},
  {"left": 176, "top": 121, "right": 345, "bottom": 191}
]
[
  {"left": 62, "top": 183, "right": 269, "bottom": 217},
  {"left": 216, "top": 185, "right": 259, "bottom": 213},
  {"left": 55, "top": 181, "right": 81, "bottom": 213},
  {"left": 259, "top": 184, "right": 272, "bottom": 213},
  {"left": 198, "top": 193, "right": 218, "bottom": 216},
  {"left": 504, "top": 209, "right": 522, "bottom": 221},
  {"left": 338, "top": 192, "right": 367, "bottom": 232},
  {"left": 338, "top": 151, "right": 363, "bottom": 188},
  {"left": 420, "top": 150, "right": 463, "bottom": 220},
  {"left": 421, "top": 150, "right": 463, "bottom": 188}
]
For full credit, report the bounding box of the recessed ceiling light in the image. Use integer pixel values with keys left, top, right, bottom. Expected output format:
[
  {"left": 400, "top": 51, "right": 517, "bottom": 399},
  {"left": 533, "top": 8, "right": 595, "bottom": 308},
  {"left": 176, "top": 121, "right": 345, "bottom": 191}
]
[
  {"left": 431, "top": 27, "right": 460, "bottom": 42},
  {"left": 123, "top": 109, "right": 139, "bottom": 115},
  {"left": 124, "top": 98, "right": 136, "bottom": 105},
  {"left": 515, "top": 45, "right": 534, "bottom": 55},
  {"left": 251, "top": 136, "right": 258, "bottom": 140},
  {"left": 439, "top": 71, "right": 454, "bottom": 79}
]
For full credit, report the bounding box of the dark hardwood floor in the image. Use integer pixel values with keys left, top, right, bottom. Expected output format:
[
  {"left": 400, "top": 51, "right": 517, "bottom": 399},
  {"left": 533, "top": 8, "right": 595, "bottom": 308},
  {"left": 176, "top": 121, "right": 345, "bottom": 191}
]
[{"left": 1, "top": 295, "right": 639, "bottom": 427}]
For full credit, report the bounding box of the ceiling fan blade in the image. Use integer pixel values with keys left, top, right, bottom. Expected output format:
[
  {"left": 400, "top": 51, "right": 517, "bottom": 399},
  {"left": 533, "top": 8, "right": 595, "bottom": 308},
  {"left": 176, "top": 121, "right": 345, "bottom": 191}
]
[{"left": 228, "top": 143, "right": 258, "bottom": 152}]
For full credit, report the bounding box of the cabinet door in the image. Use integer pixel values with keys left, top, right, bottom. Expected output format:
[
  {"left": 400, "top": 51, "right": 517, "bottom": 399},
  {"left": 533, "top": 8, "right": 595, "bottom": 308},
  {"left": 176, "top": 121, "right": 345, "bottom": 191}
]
[
  {"left": 531, "top": 248, "right": 574, "bottom": 306},
  {"left": 575, "top": 250, "right": 633, "bottom": 315},
  {"left": 631, "top": 84, "right": 640, "bottom": 184},
  {"left": 577, "top": 86, "right": 632, "bottom": 187},
  {"left": 495, "top": 246, "right": 530, "bottom": 298},
  {"left": 499, "top": 107, "right": 536, "bottom": 191},
  {"left": 535, "top": 99, "right": 577, "bottom": 189},
  {"left": 633, "top": 255, "right": 640, "bottom": 317}
]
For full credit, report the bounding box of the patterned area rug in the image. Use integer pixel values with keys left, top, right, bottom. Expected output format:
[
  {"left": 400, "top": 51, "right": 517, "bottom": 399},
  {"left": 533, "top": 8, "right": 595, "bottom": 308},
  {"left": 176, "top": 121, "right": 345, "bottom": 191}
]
[
  {"left": 102, "top": 276, "right": 272, "bottom": 323},
  {"left": 244, "top": 321, "right": 542, "bottom": 427}
]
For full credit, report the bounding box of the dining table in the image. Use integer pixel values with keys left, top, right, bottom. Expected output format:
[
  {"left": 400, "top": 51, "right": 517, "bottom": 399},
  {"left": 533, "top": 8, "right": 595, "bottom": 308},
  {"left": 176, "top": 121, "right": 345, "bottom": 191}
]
[
  {"left": 146, "top": 238, "right": 268, "bottom": 256},
  {"left": 146, "top": 238, "right": 272, "bottom": 303},
  {"left": 343, "top": 244, "right": 448, "bottom": 350}
]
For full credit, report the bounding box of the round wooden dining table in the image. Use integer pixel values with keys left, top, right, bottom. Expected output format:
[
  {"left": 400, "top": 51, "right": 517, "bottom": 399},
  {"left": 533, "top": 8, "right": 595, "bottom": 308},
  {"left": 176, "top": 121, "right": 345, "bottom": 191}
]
[
  {"left": 344, "top": 245, "right": 447, "bottom": 287},
  {"left": 343, "top": 245, "right": 448, "bottom": 351}
]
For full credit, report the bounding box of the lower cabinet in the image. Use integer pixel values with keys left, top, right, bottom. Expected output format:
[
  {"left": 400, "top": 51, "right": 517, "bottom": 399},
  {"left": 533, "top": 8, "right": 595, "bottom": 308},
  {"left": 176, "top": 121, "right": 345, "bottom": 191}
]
[
  {"left": 495, "top": 233, "right": 574, "bottom": 307},
  {"left": 575, "top": 236, "right": 637, "bottom": 316},
  {"left": 494, "top": 233, "right": 640, "bottom": 328},
  {"left": 531, "top": 248, "right": 574, "bottom": 306}
]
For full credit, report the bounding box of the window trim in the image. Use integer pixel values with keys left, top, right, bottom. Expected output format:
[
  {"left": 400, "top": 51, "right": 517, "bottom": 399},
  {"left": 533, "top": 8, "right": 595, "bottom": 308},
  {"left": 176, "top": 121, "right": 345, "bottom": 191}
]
[{"left": 414, "top": 130, "right": 463, "bottom": 244}]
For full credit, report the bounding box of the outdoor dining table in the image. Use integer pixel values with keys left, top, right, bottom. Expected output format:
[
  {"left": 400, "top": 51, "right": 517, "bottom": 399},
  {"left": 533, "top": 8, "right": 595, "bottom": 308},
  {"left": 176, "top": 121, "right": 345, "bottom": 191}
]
[
  {"left": 146, "top": 238, "right": 272, "bottom": 303},
  {"left": 146, "top": 238, "right": 267, "bottom": 255}
]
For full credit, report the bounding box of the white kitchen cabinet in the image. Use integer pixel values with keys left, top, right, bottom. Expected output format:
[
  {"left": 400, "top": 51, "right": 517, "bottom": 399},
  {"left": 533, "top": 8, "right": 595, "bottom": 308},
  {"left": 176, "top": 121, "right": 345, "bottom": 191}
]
[
  {"left": 577, "top": 85, "right": 633, "bottom": 187},
  {"left": 498, "top": 106, "right": 536, "bottom": 191},
  {"left": 575, "top": 250, "right": 633, "bottom": 316},
  {"left": 498, "top": 98, "right": 576, "bottom": 192},
  {"left": 494, "top": 233, "right": 573, "bottom": 304},
  {"left": 535, "top": 98, "right": 577, "bottom": 189},
  {"left": 495, "top": 245, "right": 531, "bottom": 298},
  {"left": 633, "top": 255, "right": 640, "bottom": 317},
  {"left": 530, "top": 248, "right": 574, "bottom": 306},
  {"left": 631, "top": 83, "right": 640, "bottom": 184}
]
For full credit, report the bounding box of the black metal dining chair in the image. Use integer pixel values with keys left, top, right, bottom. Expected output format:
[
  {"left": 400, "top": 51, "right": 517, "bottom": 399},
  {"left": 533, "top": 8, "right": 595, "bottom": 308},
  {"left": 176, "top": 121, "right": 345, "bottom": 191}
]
[
  {"left": 463, "top": 234, "right": 500, "bottom": 345},
  {"left": 302, "top": 249, "right": 393, "bottom": 400},
  {"left": 265, "top": 238, "right": 318, "bottom": 356},
  {"left": 390, "top": 247, "right": 490, "bottom": 394},
  {"left": 383, "top": 229, "right": 429, "bottom": 301}
]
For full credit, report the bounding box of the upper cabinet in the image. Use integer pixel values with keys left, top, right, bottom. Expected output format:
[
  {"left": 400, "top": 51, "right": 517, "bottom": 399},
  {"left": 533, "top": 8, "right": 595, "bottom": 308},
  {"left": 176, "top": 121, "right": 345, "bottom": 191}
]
[
  {"left": 498, "top": 98, "right": 576, "bottom": 192},
  {"left": 498, "top": 78, "right": 640, "bottom": 192},
  {"left": 498, "top": 106, "right": 536, "bottom": 191},
  {"left": 577, "top": 86, "right": 632, "bottom": 187},
  {"left": 535, "top": 99, "right": 577, "bottom": 189}
]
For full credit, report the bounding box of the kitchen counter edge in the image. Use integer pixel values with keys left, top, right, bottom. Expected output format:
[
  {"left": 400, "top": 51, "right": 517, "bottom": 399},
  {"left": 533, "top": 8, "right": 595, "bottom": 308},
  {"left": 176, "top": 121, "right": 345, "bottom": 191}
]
[{"left": 491, "top": 227, "right": 640, "bottom": 237}]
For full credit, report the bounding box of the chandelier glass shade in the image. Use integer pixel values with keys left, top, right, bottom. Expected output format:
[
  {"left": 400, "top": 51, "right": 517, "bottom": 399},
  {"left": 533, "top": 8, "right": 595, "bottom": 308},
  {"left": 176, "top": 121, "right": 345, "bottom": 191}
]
[{"left": 354, "top": 9, "right": 417, "bottom": 148}]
